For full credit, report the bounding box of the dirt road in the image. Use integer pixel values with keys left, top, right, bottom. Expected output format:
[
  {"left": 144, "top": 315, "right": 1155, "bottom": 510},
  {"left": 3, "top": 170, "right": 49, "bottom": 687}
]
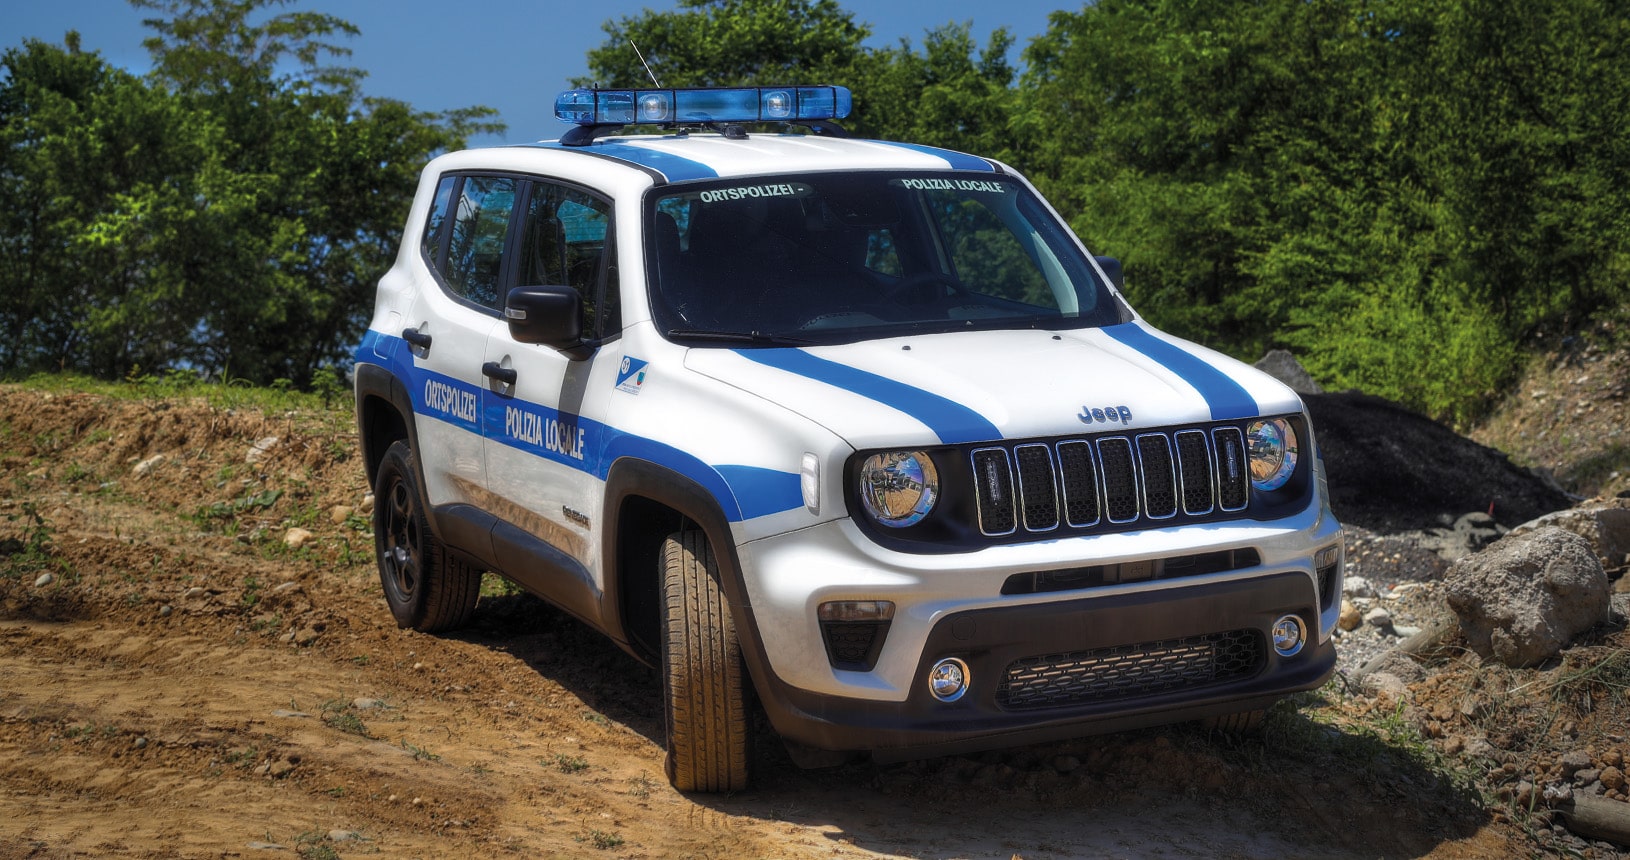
[{"left": 0, "top": 387, "right": 1532, "bottom": 858}]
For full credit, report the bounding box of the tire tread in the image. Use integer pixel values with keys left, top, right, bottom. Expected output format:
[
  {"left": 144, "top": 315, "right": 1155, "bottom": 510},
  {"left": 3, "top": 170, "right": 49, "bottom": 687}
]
[{"left": 661, "top": 531, "right": 749, "bottom": 792}]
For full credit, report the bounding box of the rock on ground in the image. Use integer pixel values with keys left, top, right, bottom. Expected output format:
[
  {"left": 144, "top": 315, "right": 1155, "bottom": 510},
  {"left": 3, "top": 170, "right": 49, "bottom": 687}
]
[
  {"left": 1508, "top": 498, "right": 1630, "bottom": 571},
  {"left": 1444, "top": 525, "right": 1610, "bottom": 667}
]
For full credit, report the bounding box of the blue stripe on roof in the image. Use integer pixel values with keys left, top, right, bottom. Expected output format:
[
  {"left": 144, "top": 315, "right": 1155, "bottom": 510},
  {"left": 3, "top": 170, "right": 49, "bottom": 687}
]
[
  {"left": 1103, "top": 323, "right": 1259, "bottom": 421},
  {"left": 871, "top": 141, "right": 996, "bottom": 172},
  {"left": 736, "top": 348, "right": 999, "bottom": 445},
  {"left": 522, "top": 141, "right": 719, "bottom": 182},
  {"left": 590, "top": 142, "right": 719, "bottom": 181}
]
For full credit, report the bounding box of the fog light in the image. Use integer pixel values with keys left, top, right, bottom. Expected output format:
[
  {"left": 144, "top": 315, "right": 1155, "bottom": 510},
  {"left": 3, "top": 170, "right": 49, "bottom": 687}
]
[
  {"left": 927, "top": 657, "right": 970, "bottom": 702},
  {"left": 1271, "top": 614, "right": 1307, "bottom": 657}
]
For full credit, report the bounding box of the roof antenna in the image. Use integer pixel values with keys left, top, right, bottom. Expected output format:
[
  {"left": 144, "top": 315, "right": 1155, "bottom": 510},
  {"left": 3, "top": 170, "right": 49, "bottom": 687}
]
[{"left": 629, "top": 39, "right": 661, "bottom": 88}]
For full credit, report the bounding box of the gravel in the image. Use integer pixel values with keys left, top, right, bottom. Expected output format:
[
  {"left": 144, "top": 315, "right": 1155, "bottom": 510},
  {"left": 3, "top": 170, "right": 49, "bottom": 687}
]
[{"left": 1332, "top": 526, "right": 1455, "bottom": 678}]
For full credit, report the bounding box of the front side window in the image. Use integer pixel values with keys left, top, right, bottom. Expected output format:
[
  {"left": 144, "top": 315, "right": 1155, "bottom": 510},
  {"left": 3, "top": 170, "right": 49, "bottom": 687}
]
[
  {"left": 646, "top": 172, "right": 1118, "bottom": 343},
  {"left": 519, "top": 183, "right": 619, "bottom": 337}
]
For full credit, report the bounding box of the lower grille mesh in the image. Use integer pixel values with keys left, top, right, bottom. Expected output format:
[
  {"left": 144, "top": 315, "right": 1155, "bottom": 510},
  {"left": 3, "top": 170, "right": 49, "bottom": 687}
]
[{"left": 995, "top": 630, "right": 1263, "bottom": 710}]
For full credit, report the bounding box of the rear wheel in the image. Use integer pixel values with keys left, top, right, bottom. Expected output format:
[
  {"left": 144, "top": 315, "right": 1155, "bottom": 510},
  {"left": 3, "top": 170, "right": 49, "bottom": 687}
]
[
  {"left": 373, "top": 441, "right": 481, "bottom": 632},
  {"left": 660, "top": 530, "right": 750, "bottom": 792}
]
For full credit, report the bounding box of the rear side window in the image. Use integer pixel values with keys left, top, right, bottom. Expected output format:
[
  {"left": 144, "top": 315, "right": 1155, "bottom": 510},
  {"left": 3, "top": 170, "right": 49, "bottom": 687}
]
[{"left": 442, "top": 176, "right": 518, "bottom": 309}]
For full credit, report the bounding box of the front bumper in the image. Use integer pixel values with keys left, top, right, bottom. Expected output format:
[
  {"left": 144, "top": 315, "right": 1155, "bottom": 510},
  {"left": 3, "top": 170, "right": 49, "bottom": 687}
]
[{"left": 757, "top": 570, "right": 1334, "bottom": 760}]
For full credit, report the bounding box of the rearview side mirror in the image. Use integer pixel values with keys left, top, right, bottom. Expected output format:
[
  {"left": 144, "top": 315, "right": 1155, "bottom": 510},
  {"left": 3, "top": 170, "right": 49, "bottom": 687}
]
[
  {"left": 1095, "top": 256, "right": 1124, "bottom": 292},
  {"left": 505, "top": 286, "right": 595, "bottom": 361}
]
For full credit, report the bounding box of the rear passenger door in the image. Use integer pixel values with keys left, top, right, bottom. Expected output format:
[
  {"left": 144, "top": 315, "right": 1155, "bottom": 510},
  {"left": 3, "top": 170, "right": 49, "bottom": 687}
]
[
  {"left": 406, "top": 173, "right": 515, "bottom": 509},
  {"left": 482, "top": 179, "right": 624, "bottom": 602}
]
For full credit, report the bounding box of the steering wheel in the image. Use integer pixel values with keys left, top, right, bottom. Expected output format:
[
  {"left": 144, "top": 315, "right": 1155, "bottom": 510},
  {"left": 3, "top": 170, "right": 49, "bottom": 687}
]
[{"left": 880, "top": 272, "right": 969, "bottom": 303}]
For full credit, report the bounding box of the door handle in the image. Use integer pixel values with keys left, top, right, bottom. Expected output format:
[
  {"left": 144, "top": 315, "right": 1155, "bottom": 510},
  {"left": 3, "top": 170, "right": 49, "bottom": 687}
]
[
  {"left": 482, "top": 361, "right": 517, "bottom": 385},
  {"left": 402, "top": 327, "right": 432, "bottom": 351}
]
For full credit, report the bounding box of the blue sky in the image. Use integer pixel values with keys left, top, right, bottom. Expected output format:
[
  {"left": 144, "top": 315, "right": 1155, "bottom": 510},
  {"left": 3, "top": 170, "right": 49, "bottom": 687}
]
[{"left": 3, "top": 1, "right": 1064, "bottom": 145}]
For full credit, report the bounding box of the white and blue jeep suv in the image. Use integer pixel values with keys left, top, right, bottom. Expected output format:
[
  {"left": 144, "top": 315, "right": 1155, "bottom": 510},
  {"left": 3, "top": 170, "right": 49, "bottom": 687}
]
[{"left": 353, "top": 85, "right": 1344, "bottom": 792}]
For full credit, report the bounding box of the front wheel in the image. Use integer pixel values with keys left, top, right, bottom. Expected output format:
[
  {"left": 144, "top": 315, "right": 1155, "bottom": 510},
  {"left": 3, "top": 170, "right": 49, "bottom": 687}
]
[
  {"left": 372, "top": 440, "right": 481, "bottom": 633},
  {"left": 660, "top": 530, "right": 750, "bottom": 792}
]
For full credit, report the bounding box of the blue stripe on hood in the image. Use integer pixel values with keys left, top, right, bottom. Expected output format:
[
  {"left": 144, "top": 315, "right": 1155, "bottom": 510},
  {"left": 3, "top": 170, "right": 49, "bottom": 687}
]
[
  {"left": 736, "top": 348, "right": 999, "bottom": 445},
  {"left": 1103, "top": 324, "right": 1259, "bottom": 421}
]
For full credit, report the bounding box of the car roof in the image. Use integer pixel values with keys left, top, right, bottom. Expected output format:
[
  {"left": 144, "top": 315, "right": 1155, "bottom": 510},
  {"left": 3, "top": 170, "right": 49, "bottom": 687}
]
[{"left": 511, "top": 133, "right": 1002, "bottom": 184}]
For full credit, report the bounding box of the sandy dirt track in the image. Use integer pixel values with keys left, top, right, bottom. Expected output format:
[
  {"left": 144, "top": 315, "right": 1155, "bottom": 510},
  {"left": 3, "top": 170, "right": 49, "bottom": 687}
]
[{"left": 0, "top": 387, "right": 1548, "bottom": 858}]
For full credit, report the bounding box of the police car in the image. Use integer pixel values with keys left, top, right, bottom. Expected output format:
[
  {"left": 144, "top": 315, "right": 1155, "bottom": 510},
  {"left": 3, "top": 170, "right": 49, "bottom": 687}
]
[{"left": 352, "top": 85, "right": 1345, "bottom": 792}]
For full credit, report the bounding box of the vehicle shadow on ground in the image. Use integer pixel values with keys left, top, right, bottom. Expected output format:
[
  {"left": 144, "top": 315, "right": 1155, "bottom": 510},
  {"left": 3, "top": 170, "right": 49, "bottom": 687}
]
[
  {"left": 727, "top": 700, "right": 1492, "bottom": 859},
  {"left": 456, "top": 593, "right": 1490, "bottom": 858},
  {"left": 459, "top": 590, "right": 667, "bottom": 745}
]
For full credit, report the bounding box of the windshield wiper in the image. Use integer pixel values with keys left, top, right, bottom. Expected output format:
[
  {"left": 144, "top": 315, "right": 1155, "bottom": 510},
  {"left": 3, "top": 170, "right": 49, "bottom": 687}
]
[{"left": 666, "top": 328, "right": 816, "bottom": 346}]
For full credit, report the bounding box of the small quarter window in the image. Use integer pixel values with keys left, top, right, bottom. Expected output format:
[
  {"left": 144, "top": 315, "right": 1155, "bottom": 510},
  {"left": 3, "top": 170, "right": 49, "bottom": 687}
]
[{"left": 421, "top": 175, "right": 457, "bottom": 268}]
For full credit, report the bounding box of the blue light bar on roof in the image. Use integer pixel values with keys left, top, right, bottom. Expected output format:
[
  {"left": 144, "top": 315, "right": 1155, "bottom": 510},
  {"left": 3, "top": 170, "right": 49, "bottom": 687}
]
[{"left": 555, "top": 86, "right": 851, "bottom": 126}]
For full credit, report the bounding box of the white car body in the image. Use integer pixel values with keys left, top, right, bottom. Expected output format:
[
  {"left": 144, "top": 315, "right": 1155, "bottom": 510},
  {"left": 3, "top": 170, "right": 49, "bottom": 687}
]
[{"left": 355, "top": 122, "right": 1343, "bottom": 771}]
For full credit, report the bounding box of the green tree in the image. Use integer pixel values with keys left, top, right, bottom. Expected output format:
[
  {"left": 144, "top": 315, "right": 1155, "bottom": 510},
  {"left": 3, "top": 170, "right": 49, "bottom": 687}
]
[
  {"left": 0, "top": 36, "right": 221, "bottom": 377},
  {"left": 848, "top": 22, "right": 1016, "bottom": 153},
  {"left": 0, "top": 1, "right": 501, "bottom": 386},
  {"left": 578, "top": 0, "right": 870, "bottom": 89},
  {"left": 133, "top": 0, "right": 502, "bottom": 385},
  {"left": 577, "top": 1, "right": 1016, "bottom": 151},
  {"left": 1016, "top": 0, "right": 1630, "bottom": 423}
]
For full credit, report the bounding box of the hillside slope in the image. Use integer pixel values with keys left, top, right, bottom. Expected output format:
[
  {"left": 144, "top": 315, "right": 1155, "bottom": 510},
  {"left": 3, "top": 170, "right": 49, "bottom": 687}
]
[{"left": 0, "top": 379, "right": 1623, "bottom": 858}]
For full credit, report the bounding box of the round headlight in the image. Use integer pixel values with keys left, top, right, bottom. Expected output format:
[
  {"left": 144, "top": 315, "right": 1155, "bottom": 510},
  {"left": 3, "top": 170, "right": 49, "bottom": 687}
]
[
  {"left": 858, "top": 451, "right": 939, "bottom": 527},
  {"left": 1246, "top": 418, "right": 1299, "bottom": 491}
]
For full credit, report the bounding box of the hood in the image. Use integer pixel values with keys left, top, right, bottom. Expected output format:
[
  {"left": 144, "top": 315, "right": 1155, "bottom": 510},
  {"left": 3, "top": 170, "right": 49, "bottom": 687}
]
[{"left": 683, "top": 322, "right": 1305, "bottom": 451}]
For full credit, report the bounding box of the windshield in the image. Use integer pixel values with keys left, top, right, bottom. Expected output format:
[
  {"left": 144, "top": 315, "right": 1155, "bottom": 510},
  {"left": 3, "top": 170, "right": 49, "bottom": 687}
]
[{"left": 645, "top": 172, "right": 1121, "bottom": 344}]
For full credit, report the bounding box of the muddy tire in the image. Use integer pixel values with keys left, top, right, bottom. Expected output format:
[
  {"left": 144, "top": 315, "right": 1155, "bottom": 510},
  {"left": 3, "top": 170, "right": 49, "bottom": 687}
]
[
  {"left": 1203, "top": 708, "right": 1266, "bottom": 734},
  {"left": 373, "top": 441, "right": 481, "bottom": 633},
  {"left": 660, "top": 530, "right": 750, "bottom": 792}
]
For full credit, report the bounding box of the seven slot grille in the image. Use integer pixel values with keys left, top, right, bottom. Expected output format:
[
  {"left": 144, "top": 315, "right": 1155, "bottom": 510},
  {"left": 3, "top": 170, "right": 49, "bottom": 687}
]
[
  {"left": 972, "top": 426, "right": 1250, "bottom": 536},
  {"left": 996, "top": 629, "right": 1264, "bottom": 710}
]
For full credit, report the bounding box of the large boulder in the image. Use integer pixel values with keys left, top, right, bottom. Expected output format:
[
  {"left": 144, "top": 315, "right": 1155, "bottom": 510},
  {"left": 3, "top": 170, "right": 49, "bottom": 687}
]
[
  {"left": 1253, "top": 349, "right": 1324, "bottom": 394},
  {"left": 1508, "top": 498, "right": 1630, "bottom": 572},
  {"left": 1444, "top": 526, "right": 1611, "bottom": 668}
]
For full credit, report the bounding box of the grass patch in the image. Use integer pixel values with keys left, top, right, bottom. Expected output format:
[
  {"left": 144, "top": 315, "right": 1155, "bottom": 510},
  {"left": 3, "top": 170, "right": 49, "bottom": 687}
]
[
  {"left": 12, "top": 370, "right": 354, "bottom": 417},
  {"left": 401, "top": 739, "right": 440, "bottom": 761},
  {"left": 552, "top": 753, "right": 589, "bottom": 774},
  {"left": 479, "top": 572, "right": 524, "bottom": 598},
  {"left": 576, "top": 828, "right": 623, "bottom": 850},
  {"left": 0, "top": 501, "right": 57, "bottom": 577},
  {"left": 625, "top": 774, "right": 655, "bottom": 799},
  {"left": 192, "top": 489, "right": 284, "bottom": 531},
  {"left": 319, "top": 700, "right": 370, "bottom": 737},
  {"left": 1541, "top": 647, "right": 1630, "bottom": 712},
  {"left": 294, "top": 831, "right": 342, "bottom": 860},
  {"left": 1265, "top": 684, "right": 1484, "bottom": 803}
]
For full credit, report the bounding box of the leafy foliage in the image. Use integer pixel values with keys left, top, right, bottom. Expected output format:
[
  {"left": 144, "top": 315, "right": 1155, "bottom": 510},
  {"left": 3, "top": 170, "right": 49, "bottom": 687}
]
[
  {"left": 1013, "top": 0, "right": 1630, "bottom": 423},
  {"left": 0, "top": 1, "right": 500, "bottom": 386},
  {"left": 6, "top": 0, "right": 1629, "bottom": 422},
  {"left": 582, "top": 0, "right": 1630, "bottom": 422}
]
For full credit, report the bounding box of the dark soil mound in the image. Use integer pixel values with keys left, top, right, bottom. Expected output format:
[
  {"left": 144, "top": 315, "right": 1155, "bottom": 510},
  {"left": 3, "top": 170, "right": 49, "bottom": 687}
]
[{"left": 1306, "top": 391, "right": 1573, "bottom": 533}]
